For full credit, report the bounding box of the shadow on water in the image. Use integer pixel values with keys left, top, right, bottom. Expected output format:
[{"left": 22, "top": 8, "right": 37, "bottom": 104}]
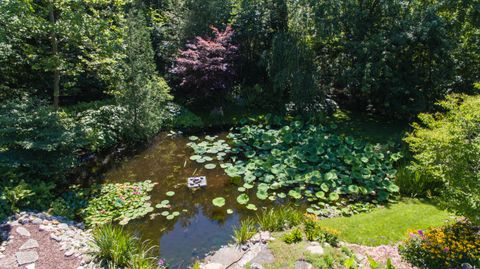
[{"left": 103, "top": 132, "right": 267, "bottom": 267}]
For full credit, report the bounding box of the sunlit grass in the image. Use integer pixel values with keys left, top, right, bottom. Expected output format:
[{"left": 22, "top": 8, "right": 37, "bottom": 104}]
[{"left": 318, "top": 198, "right": 452, "bottom": 246}]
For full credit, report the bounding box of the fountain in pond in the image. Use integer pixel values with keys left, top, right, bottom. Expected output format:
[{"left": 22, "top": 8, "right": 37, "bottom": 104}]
[{"left": 187, "top": 176, "right": 207, "bottom": 188}]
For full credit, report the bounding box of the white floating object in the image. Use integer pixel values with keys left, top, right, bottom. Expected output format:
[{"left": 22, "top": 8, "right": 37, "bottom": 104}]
[{"left": 188, "top": 176, "right": 207, "bottom": 188}]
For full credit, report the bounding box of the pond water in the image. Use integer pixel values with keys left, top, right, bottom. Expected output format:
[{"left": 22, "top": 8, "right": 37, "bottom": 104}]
[{"left": 104, "top": 133, "right": 269, "bottom": 268}]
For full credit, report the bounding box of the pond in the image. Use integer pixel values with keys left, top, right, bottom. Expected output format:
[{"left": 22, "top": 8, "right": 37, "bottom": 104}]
[{"left": 103, "top": 133, "right": 269, "bottom": 268}]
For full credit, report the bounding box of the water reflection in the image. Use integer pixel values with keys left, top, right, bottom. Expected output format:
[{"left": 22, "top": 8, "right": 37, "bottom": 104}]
[{"left": 103, "top": 133, "right": 267, "bottom": 267}]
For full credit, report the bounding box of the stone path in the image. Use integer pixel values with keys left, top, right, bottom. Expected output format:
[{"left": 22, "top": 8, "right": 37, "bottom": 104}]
[{"left": 0, "top": 212, "right": 98, "bottom": 269}]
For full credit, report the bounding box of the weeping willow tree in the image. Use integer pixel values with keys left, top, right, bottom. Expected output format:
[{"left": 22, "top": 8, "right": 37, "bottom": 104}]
[{"left": 269, "top": 32, "right": 324, "bottom": 117}]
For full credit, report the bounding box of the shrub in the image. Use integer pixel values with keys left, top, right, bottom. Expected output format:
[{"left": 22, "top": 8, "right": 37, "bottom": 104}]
[
  {"left": 0, "top": 97, "right": 84, "bottom": 182},
  {"left": 405, "top": 94, "right": 480, "bottom": 223},
  {"left": 232, "top": 218, "right": 257, "bottom": 244},
  {"left": 282, "top": 228, "right": 303, "bottom": 244},
  {"left": 91, "top": 224, "right": 162, "bottom": 269},
  {"left": 304, "top": 214, "right": 340, "bottom": 247},
  {"left": 399, "top": 222, "right": 480, "bottom": 268}
]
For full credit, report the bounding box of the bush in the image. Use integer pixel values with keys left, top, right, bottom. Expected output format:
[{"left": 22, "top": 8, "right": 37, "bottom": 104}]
[
  {"left": 405, "top": 94, "right": 480, "bottom": 223},
  {"left": 92, "top": 224, "right": 162, "bottom": 269},
  {"left": 0, "top": 98, "right": 84, "bottom": 182},
  {"left": 165, "top": 103, "right": 204, "bottom": 131},
  {"left": 399, "top": 222, "right": 480, "bottom": 268},
  {"left": 282, "top": 228, "right": 303, "bottom": 244},
  {"left": 304, "top": 214, "right": 340, "bottom": 247}
]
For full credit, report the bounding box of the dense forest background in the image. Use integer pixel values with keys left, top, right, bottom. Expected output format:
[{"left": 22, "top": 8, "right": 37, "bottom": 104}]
[{"left": 0, "top": 0, "right": 479, "bottom": 184}]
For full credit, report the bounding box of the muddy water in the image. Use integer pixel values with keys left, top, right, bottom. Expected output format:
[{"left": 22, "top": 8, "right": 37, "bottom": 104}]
[{"left": 104, "top": 133, "right": 269, "bottom": 268}]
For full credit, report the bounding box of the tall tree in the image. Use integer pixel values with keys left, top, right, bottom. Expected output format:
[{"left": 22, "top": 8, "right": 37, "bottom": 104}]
[
  {"left": 116, "top": 8, "right": 172, "bottom": 142},
  {"left": 0, "top": 0, "right": 125, "bottom": 107}
]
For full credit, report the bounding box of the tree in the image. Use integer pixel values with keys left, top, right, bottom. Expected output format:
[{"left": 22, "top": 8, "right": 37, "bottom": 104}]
[
  {"left": 116, "top": 9, "right": 172, "bottom": 142},
  {"left": 171, "top": 26, "right": 237, "bottom": 105},
  {"left": 0, "top": 0, "right": 125, "bottom": 107},
  {"left": 405, "top": 94, "right": 480, "bottom": 224}
]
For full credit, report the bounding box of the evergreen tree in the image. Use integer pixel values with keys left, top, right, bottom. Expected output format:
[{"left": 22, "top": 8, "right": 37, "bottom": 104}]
[{"left": 116, "top": 9, "right": 172, "bottom": 142}]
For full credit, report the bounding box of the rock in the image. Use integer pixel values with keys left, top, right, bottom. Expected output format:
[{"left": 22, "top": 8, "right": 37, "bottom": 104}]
[
  {"left": 31, "top": 219, "right": 42, "bottom": 225},
  {"left": 306, "top": 245, "right": 324, "bottom": 255},
  {"left": 50, "top": 234, "right": 62, "bottom": 242},
  {"left": 25, "top": 263, "right": 35, "bottom": 269},
  {"left": 58, "top": 223, "right": 69, "bottom": 230},
  {"left": 65, "top": 250, "right": 75, "bottom": 257},
  {"left": 15, "top": 251, "right": 39, "bottom": 265},
  {"left": 16, "top": 227, "right": 31, "bottom": 237},
  {"left": 295, "top": 261, "right": 313, "bottom": 269},
  {"left": 250, "top": 263, "right": 265, "bottom": 269},
  {"left": 19, "top": 239, "right": 39, "bottom": 250},
  {"left": 203, "top": 263, "right": 224, "bottom": 269},
  {"left": 206, "top": 246, "right": 244, "bottom": 266},
  {"left": 250, "top": 247, "right": 275, "bottom": 265},
  {"left": 461, "top": 264, "right": 473, "bottom": 269}
]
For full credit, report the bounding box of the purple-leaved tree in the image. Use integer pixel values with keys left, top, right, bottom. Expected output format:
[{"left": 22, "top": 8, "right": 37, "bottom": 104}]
[{"left": 171, "top": 25, "right": 237, "bottom": 104}]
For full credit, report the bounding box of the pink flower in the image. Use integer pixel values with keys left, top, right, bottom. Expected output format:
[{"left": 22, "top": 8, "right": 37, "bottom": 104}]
[
  {"left": 443, "top": 247, "right": 449, "bottom": 253},
  {"left": 417, "top": 230, "right": 424, "bottom": 236}
]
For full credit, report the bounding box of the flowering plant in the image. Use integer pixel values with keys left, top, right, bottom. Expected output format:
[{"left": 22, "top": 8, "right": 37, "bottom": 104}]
[{"left": 399, "top": 222, "right": 480, "bottom": 268}]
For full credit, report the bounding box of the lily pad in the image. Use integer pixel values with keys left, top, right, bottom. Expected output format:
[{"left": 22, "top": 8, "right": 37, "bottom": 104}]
[
  {"left": 227, "top": 209, "right": 233, "bottom": 214},
  {"left": 205, "top": 163, "right": 217, "bottom": 169},
  {"left": 166, "top": 191, "right": 175, "bottom": 197},
  {"left": 212, "top": 197, "right": 226, "bottom": 207},
  {"left": 246, "top": 204, "right": 257, "bottom": 211},
  {"left": 189, "top": 136, "right": 199, "bottom": 141},
  {"left": 237, "top": 194, "right": 249, "bottom": 205}
]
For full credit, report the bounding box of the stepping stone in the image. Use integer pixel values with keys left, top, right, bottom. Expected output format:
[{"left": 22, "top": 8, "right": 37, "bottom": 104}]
[
  {"left": 295, "top": 261, "right": 313, "bottom": 269},
  {"left": 207, "top": 246, "right": 244, "bottom": 266},
  {"left": 19, "top": 239, "right": 39, "bottom": 250},
  {"left": 15, "top": 251, "right": 39, "bottom": 265},
  {"left": 250, "top": 247, "right": 275, "bottom": 265},
  {"left": 306, "top": 245, "right": 324, "bottom": 255},
  {"left": 16, "top": 227, "right": 31, "bottom": 237},
  {"left": 26, "top": 263, "right": 35, "bottom": 269},
  {"left": 203, "top": 263, "right": 224, "bottom": 269}
]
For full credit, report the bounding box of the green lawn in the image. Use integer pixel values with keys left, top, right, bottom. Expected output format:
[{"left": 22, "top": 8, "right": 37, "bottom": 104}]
[{"left": 318, "top": 199, "right": 452, "bottom": 246}]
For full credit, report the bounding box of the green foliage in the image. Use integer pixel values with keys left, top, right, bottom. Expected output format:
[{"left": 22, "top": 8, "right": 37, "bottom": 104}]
[
  {"left": 395, "top": 165, "right": 443, "bottom": 198},
  {"left": 281, "top": 227, "right": 302, "bottom": 244},
  {"left": 269, "top": 32, "right": 324, "bottom": 117},
  {"left": 0, "top": 98, "right": 83, "bottom": 182},
  {"left": 166, "top": 103, "right": 204, "bottom": 131},
  {"left": 49, "top": 185, "right": 89, "bottom": 221},
  {"left": 0, "top": 0, "right": 125, "bottom": 104},
  {"left": 399, "top": 222, "right": 480, "bottom": 268},
  {"left": 0, "top": 180, "right": 33, "bottom": 213},
  {"left": 91, "top": 224, "right": 161, "bottom": 269},
  {"left": 256, "top": 207, "right": 303, "bottom": 232},
  {"left": 405, "top": 94, "right": 480, "bottom": 223},
  {"left": 115, "top": 9, "right": 172, "bottom": 142},
  {"left": 303, "top": 214, "right": 339, "bottom": 247},
  {"left": 232, "top": 218, "right": 257, "bottom": 244},
  {"left": 84, "top": 181, "right": 156, "bottom": 226}
]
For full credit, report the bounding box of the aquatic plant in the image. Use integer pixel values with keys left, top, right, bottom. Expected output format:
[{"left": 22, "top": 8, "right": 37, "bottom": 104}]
[
  {"left": 84, "top": 180, "right": 156, "bottom": 226},
  {"left": 212, "top": 197, "right": 226, "bottom": 207},
  {"left": 232, "top": 218, "right": 257, "bottom": 244},
  {"left": 91, "top": 224, "right": 161, "bottom": 269},
  {"left": 256, "top": 207, "right": 303, "bottom": 232}
]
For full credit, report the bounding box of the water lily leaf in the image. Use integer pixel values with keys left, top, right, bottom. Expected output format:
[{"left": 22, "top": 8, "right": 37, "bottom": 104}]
[
  {"left": 190, "top": 155, "right": 201, "bottom": 161},
  {"left": 320, "top": 183, "right": 329, "bottom": 192},
  {"left": 328, "top": 192, "right": 340, "bottom": 201},
  {"left": 172, "top": 211, "right": 180, "bottom": 217},
  {"left": 166, "top": 215, "right": 175, "bottom": 220},
  {"left": 189, "top": 136, "right": 199, "bottom": 141},
  {"left": 386, "top": 183, "right": 399, "bottom": 193},
  {"left": 315, "top": 191, "right": 325, "bottom": 199},
  {"left": 243, "top": 183, "right": 254, "bottom": 189},
  {"left": 237, "top": 187, "right": 246, "bottom": 192},
  {"left": 324, "top": 171, "right": 338, "bottom": 181},
  {"left": 246, "top": 204, "right": 257, "bottom": 211},
  {"left": 227, "top": 209, "right": 233, "bottom": 214},
  {"left": 288, "top": 190, "right": 302, "bottom": 199},
  {"left": 277, "top": 192, "right": 286, "bottom": 198},
  {"left": 205, "top": 163, "right": 217, "bottom": 169},
  {"left": 166, "top": 191, "right": 175, "bottom": 197},
  {"left": 161, "top": 211, "right": 169, "bottom": 216},
  {"left": 237, "top": 194, "right": 249, "bottom": 204},
  {"left": 196, "top": 158, "right": 206, "bottom": 164},
  {"left": 256, "top": 189, "right": 268, "bottom": 200},
  {"left": 212, "top": 197, "right": 226, "bottom": 207},
  {"left": 348, "top": 185, "right": 359, "bottom": 193}
]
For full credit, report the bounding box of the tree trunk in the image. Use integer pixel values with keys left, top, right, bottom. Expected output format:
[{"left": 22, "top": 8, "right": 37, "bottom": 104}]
[{"left": 49, "top": 4, "right": 60, "bottom": 109}]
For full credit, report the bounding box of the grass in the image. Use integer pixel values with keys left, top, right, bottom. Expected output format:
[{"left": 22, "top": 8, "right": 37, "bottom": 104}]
[
  {"left": 232, "top": 218, "right": 257, "bottom": 244},
  {"left": 318, "top": 199, "right": 452, "bottom": 246},
  {"left": 266, "top": 232, "right": 353, "bottom": 269},
  {"left": 256, "top": 206, "right": 303, "bottom": 232}
]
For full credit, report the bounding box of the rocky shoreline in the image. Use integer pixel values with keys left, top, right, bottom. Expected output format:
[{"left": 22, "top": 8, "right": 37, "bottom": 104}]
[{"left": 0, "top": 212, "right": 98, "bottom": 269}]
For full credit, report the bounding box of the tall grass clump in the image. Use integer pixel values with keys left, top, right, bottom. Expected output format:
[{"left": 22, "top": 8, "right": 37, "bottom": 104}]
[
  {"left": 92, "top": 224, "right": 160, "bottom": 269},
  {"left": 256, "top": 206, "right": 303, "bottom": 232},
  {"left": 232, "top": 218, "right": 257, "bottom": 244}
]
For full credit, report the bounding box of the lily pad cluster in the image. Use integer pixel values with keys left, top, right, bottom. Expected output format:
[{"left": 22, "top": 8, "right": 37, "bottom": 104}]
[
  {"left": 84, "top": 180, "right": 156, "bottom": 226},
  {"left": 187, "top": 135, "right": 230, "bottom": 170},
  {"left": 223, "top": 121, "right": 401, "bottom": 207}
]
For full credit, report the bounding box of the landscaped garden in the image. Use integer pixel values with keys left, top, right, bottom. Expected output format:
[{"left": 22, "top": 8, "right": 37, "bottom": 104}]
[{"left": 0, "top": 1, "right": 479, "bottom": 268}]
